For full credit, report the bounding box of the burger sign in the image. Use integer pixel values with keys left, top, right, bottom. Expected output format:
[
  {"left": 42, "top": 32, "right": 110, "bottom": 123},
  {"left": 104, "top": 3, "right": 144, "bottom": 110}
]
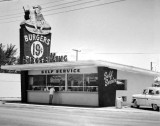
[
  {"left": 23, "top": 33, "right": 51, "bottom": 62},
  {"left": 20, "top": 5, "right": 51, "bottom": 64}
]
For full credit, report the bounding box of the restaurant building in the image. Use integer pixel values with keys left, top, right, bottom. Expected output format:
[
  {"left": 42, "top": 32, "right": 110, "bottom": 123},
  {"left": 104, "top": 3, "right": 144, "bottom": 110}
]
[
  {"left": 2, "top": 5, "right": 159, "bottom": 107},
  {"left": 2, "top": 60, "right": 159, "bottom": 107}
]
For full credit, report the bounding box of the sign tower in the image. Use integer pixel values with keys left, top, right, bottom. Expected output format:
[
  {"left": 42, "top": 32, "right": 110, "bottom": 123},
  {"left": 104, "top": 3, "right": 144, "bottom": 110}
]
[{"left": 20, "top": 5, "right": 51, "bottom": 102}]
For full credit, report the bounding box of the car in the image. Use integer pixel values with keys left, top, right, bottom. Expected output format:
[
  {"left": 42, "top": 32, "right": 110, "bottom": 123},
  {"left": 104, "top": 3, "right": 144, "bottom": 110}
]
[{"left": 131, "top": 87, "right": 160, "bottom": 111}]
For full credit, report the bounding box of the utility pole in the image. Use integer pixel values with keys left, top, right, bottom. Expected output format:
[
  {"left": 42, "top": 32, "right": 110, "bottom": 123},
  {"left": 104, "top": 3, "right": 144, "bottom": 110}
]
[
  {"left": 151, "top": 62, "right": 153, "bottom": 71},
  {"left": 151, "top": 61, "right": 157, "bottom": 71},
  {"left": 72, "top": 49, "right": 81, "bottom": 61}
]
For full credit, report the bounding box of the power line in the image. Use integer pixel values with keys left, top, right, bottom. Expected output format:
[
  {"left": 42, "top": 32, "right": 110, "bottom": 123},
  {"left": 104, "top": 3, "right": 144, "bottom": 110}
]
[
  {"left": 47, "top": 51, "right": 160, "bottom": 55},
  {"left": 0, "top": 0, "right": 12, "bottom": 2},
  {"left": 43, "top": 0, "right": 102, "bottom": 12},
  {"left": 0, "top": 0, "right": 87, "bottom": 20},
  {"left": 0, "top": 0, "right": 89, "bottom": 15},
  {"left": 0, "top": 0, "right": 65, "bottom": 13},
  {"left": 94, "top": 52, "right": 160, "bottom": 54},
  {"left": 0, "top": 0, "right": 103, "bottom": 20},
  {"left": 0, "top": 0, "right": 126, "bottom": 24},
  {"left": 0, "top": 0, "right": 75, "bottom": 18},
  {"left": 0, "top": 12, "right": 22, "bottom": 20},
  {"left": 38, "top": 0, "right": 66, "bottom": 6},
  {"left": 45, "top": 0, "right": 126, "bottom": 16},
  {"left": 0, "top": 19, "right": 21, "bottom": 24}
]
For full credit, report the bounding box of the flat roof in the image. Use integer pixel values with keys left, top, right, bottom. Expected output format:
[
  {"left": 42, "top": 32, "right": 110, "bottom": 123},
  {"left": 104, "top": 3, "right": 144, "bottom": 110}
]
[{"left": 1, "top": 60, "right": 160, "bottom": 76}]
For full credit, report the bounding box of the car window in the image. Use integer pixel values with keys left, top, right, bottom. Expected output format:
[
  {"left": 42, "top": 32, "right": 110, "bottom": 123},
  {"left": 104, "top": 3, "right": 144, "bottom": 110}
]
[
  {"left": 149, "top": 89, "right": 154, "bottom": 95},
  {"left": 155, "top": 90, "right": 160, "bottom": 95},
  {"left": 143, "top": 89, "right": 148, "bottom": 94}
]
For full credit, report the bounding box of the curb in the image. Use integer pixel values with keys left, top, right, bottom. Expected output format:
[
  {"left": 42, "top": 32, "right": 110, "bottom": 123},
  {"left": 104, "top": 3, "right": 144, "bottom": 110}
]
[{"left": 1, "top": 102, "right": 159, "bottom": 114}]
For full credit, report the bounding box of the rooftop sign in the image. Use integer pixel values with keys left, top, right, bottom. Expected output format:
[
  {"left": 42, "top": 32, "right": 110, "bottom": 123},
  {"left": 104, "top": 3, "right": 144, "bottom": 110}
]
[
  {"left": 23, "top": 53, "right": 67, "bottom": 64},
  {"left": 20, "top": 5, "right": 67, "bottom": 64}
]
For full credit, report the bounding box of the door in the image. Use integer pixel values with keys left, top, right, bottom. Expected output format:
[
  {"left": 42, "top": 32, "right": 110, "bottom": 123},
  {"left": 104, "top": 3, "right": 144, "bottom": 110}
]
[
  {"left": 138, "top": 89, "right": 147, "bottom": 106},
  {"left": 145, "top": 89, "right": 154, "bottom": 106}
]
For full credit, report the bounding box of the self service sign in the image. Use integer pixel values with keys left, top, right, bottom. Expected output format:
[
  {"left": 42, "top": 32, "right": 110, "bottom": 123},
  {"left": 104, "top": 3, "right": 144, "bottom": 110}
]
[{"left": 21, "top": 26, "right": 51, "bottom": 64}]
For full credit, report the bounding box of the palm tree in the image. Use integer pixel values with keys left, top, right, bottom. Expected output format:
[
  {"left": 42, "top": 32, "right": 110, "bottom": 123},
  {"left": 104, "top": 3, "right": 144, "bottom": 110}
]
[
  {"left": 0, "top": 43, "right": 5, "bottom": 66},
  {"left": 0, "top": 43, "right": 18, "bottom": 73}
]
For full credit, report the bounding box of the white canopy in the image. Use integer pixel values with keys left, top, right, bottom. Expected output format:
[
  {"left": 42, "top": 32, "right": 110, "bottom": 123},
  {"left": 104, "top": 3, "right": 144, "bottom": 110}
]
[{"left": 1, "top": 60, "right": 160, "bottom": 76}]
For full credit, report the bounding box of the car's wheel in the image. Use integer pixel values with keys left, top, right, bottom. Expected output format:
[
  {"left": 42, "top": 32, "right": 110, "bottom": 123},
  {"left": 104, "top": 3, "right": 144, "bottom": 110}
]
[
  {"left": 133, "top": 100, "right": 139, "bottom": 108},
  {"left": 152, "top": 104, "right": 159, "bottom": 111}
]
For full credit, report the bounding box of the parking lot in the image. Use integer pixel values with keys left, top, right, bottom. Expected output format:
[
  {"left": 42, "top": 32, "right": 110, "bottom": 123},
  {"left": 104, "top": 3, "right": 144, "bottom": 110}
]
[{"left": 0, "top": 102, "right": 160, "bottom": 126}]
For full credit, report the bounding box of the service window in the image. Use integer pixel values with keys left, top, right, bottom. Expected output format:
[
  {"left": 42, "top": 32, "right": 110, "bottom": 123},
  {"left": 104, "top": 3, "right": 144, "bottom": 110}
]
[
  {"left": 116, "top": 80, "right": 127, "bottom": 90},
  {"left": 84, "top": 73, "right": 98, "bottom": 92},
  {"left": 28, "top": 75, "right": 46, "bottom": 90},
  {"left": 67, "top": 74, "right": 83, "bottom": 91},
  {"left": 47, "top": 74, "right": 65, "bottom": 91},
  {"left": 67, "top": 73, "right": 98, "bottom": 92}
]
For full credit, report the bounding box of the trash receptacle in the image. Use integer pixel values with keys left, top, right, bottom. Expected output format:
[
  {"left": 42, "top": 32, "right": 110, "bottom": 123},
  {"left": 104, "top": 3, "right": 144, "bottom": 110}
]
[{"left": 116, "top": 97, "right": 123, "bottom": 109}]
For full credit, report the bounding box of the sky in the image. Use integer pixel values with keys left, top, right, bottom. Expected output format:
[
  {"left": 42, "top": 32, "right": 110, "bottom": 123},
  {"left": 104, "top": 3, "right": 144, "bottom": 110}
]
[{"left": 0, "top": 0, "right": 160, "bottom": 71}]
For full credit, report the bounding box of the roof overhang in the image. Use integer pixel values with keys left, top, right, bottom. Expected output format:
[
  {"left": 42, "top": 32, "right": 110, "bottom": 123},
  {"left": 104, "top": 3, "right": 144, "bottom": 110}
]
[
  {"left": 1, "top": 60, "right": 160, "bottom": 76},
  {"left": 1, "top": 60, "right": 97, "bottom": 71}
]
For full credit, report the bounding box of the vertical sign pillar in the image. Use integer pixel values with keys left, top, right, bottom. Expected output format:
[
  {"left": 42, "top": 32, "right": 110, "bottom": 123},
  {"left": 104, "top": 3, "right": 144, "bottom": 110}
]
[
  {"left": 21, "top": 71, "right": 28, "bottom": 103},
  {"left": 20, "top": 24, "right": 28, "bottom": 103},
  {"left": 20, "top": 24, "right": 25, "bottom": 64},
  {"left": 98, "top": 67, "right": 117, "bottom": 107}
]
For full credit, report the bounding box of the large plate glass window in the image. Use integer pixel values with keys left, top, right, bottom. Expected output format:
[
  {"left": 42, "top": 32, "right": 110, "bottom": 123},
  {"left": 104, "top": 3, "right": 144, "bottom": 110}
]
[
  {"left": 67, "top": 73, "right": 98, "bottom": 92},
  {"left": 116, "top": 79, "right": 127, "bottom": 90},
  {"left": 47, "top": 74, "right": 65, "bottom": 91},
  {"left": 67, "top": 74, "right": 83, "bottom": 91},
  {"left": 28, "top": 75, "right": 46, "bottom": 90},
  {"left": 84, "top": 73, "right": 98, "bottom": 92}
]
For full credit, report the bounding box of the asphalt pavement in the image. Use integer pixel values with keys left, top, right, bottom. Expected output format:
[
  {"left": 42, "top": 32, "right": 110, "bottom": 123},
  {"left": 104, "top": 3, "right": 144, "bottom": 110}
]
[
  {"left": 0, "top": 100, "right": 159, "bottom": 114},
  {"left": 1, "top": 100, "right": 160, "bottom": 126}
]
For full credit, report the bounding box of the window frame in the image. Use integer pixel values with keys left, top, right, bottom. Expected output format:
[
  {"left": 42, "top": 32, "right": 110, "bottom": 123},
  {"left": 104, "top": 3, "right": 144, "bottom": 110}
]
[
  {"left": 28, "top": 73, "right": 98, "bottom": 92},
  {"left": 116, "top": 79, "right": 127, "bottom": 90}
]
